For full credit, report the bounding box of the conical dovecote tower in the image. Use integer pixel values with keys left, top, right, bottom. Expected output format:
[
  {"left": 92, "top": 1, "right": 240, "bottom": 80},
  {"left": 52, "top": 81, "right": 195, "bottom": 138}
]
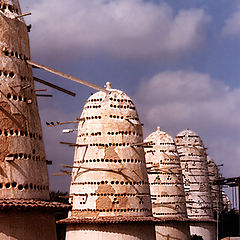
[
  {"left": 145, "top": 127, "right": 190, "bottom": 240},
  {"left": 207, "top": 157, "right": 223, "bottom": 216},
  {"left": 175, "top": 129, "right": 216, "bottom": 240},
  {"left": 0, "top": 1, "right": 70, "bottom": 239},
  {"left": 61, "top": 82, "right": 156, "bottom": 240}
]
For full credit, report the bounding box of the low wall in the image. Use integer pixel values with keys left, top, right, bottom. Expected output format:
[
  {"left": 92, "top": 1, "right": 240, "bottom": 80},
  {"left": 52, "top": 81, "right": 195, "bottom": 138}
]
[
  {"left": 66, "top": 222, "right": 156, "bottom": 240},
  {"left": 155, "top": 222, "right": 190, "bottom": 240},
  {"left": 0, "top": 210, "right": 57, "bottom": 240},
  {"left": 190, "top": 221, "right": 217, "bottom": 240}
]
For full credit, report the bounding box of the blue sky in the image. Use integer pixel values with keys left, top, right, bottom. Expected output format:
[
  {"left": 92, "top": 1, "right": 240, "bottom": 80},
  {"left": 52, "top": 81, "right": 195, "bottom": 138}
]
[{"left": 19, "top": 0, "right": 240, "bottom": 201}]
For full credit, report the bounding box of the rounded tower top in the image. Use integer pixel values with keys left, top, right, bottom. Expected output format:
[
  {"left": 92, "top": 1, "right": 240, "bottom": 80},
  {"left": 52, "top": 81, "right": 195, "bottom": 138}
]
[
  {"left": 68, "top": 87, "right": 153, "bottom": 219},
  {"left": 175, "top": 129, "right": 204, "bottom": 147},
  {"left": 175, "top": 130, "right": 213, "bottom": 220},
  {"left": 145, "top": 128, "right": 187, "bottom": 220}
]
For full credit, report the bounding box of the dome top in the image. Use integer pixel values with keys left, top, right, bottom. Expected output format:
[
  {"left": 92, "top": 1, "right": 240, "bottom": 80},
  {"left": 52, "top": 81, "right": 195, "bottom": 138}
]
[
  {"left": 176, "top": 128, "right": 199, "bottom": 138},
  {"left": 145, "top": 127, "right": 174, "bottom": 145},
  {"left": 175, "top": 128, "right": 204, "bottom": 147}
]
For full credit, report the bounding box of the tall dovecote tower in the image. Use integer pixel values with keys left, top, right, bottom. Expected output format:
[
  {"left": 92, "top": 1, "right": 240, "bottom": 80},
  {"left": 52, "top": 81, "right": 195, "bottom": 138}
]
[
  {"left": 59, "top": 82, "right": 156, "bottom": 240},
  {"left": 207, "top": 157, "right": 223, "bottom": 216},
  {"left": 145, "top": 127, "right": 190, "bottom": 240},
  {"left": 0, "top": 1, "right": 70, "bottom": 239},
  {"left": 175, "top": 129, "right": 216, "bottom": 240}
]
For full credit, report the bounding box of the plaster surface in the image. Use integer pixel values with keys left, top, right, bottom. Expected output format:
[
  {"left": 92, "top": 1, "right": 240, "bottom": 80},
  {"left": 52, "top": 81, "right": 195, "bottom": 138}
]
[
  {"left": 0, "top": 210, "right": 57, "bottom": 240},
  {"left": 68, "top": 83, "right": 153, "bottom": 218},
  {"left": 175, "top": 129, "right": 213, "bottom": 220},
  {"left": 66, "top": 223, "right": 156, "bottom": 240},
  {"left": 145, "top": 128, "right": 190, "bottom": 240},
  {"left": 66, "top": 83, "right": 156, "bottom": 240},
  {"left": 190, "top": 222, "right": 217, "bottom": 240},
  {"left": 0, "top": 0, "right": 49, "bottom": 200}
]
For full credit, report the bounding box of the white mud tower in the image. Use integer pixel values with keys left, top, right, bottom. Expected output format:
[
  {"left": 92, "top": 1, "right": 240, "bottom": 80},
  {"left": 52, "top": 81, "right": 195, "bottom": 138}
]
[
  {"left": 175, "top": 129, "right": 216, "bottom": 240},
  {"left": 145, "top": 127, "right": 190, "bottom": 240},
  {"left": 0, "top": 1, "right": 69, "bottom": 239},
  {"left": 207, "top": 157, "right": 223, "bottom": 217},
  {"left": 60, "top": 83, "right": 156, "bottom": 240}
]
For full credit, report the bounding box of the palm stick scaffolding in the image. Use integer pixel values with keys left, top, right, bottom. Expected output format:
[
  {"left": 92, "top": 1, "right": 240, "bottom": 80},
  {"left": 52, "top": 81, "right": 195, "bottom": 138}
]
[{"left": 28, "top": 60, "right": 109, "bottom": 93}]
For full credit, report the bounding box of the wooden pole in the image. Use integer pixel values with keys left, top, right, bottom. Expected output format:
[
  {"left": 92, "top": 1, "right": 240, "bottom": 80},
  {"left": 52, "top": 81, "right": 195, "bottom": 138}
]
[
  {"left": 28, "top": 60, "right": 109, "bottom": 93},
  {"left": 15, "top": 12, "right": 31, "bottom": 19},
  {"left": 34, "top": 77, "right": 76, "bottom": 96}
]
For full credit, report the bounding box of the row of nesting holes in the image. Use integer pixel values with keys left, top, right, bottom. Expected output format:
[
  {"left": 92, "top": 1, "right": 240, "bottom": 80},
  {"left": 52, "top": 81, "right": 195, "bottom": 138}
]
[
  {"left": 79, "top": 132, "right": 101, "bottom": 137},
  {"left": 87, "top": 98, "right": 103, "bottom": 102},
  {"left": 110, "top": 115, "right": 139, "bottom": 121},
  {"left": 73, "top": 180, "right": 148, "bottom": 185},
  {"left": 160, "top": 159, "right": 179, "bottom": 163},
  {"left": 159, "top": 142, "right": 175, "bottom": 145},
  {"left": 7, "top": 153, "right": 42, "bottom": 161},
  {"left": 107, "top": 131, "right": 142, "bottom": 137},
  {"left": 7, "top": 93, "right": 29, "bottom": 103},
  {"left": 85, "top": 116, "right": 101, "bottom": 120},
  {"left": 154, "top": 212, "right": 183, "bottom": 216},
  {"left": 0, "top": 3, "right": 19, "bottom": 14},
  {"left": 110, "top": 104, "right": 135, "bottom": 110},
  {"left": 3, "top": 49, "right": 29, "bottom": 61},
  {"left": 89, "top": 193, "right": 140, "bottom": 197},
  {"left": 0, "top": 72, "right": 31, "bottom": 83},
  {"left": 76, "top": 208, "right": 150, "bottom": 213},
  {"left": 0, "top": 70, "right": 14, "bottom": 78},
  {"left": 79, "top": 131, "right": 141, "bottom": 137},
  {"left": 109, "top": 98, "right": 133, "bottom": 104},
  {"left": 0, "top": 182, "right": 48, "bottom": 191},
  {"left": 147, "top": 161, "right": 179, "bottom": 166},
  {"left": 0, "top": 129, "right": 42, "bottom": 140},
  {"left": 152, "top": 194, "right": 185, "bottom": 197},
  {"left": 150, "top": 182, "right": 180, "bottom": 185},
  {"left": 85, "top": 105, "right": 102, "bottom": 109},
  {"left": 76, "top": 158, "right": 143, "bottom": 163},
  {"left": 89, "top": 142, "right": 139, "bottom": 147}
]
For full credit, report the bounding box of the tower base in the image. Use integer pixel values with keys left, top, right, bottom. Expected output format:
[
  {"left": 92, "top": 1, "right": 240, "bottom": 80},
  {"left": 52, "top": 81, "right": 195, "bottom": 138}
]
[
  {"left": 59, "top": 217, "right": 156, "bottom": 240},
  {"left": 155, "top": 220, "right": 190, "bottom": 240},
  {"left": 190, "top": 220, "right": 217, "bottom": 240},
  {"left": 0, "top": 210, "right": 56, "bottom": 240},
  {"left": 0, "top": 199, "right": 71, "bottom": 240}
]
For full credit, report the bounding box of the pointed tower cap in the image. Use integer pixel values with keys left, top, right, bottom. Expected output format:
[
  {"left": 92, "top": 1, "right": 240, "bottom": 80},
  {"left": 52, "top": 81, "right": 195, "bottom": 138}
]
[{"left": 106, "top": 82, "right": 111, "bottom": 90}]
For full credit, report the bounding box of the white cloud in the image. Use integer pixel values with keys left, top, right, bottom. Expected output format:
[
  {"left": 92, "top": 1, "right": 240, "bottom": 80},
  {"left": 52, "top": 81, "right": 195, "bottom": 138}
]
[
  {"left": 135, "top": 70, "right": 240, "bottom": 177},
  {"left": 222, "top": 4, "right": 240, "bottom": 37},
  {"left": 20, "top": 0, "right": 210, "bottom": 60}
]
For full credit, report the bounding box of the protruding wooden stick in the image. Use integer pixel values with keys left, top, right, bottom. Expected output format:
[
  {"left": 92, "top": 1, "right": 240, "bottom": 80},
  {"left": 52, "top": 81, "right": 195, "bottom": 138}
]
[
  {"left": 60, "top": 142, "right": 88, "bottom": 147},
  {"left": 15, "top": 12, "right": 31, "bottom": 19},
  {"left": 52, "top": 171, "right": 72, "bottom": 176},
  {"left": 0, "top": 106, "right": 23, "bottom": 129},
  {"left": 61, "top": 164, "right": 78, "bottom": 169},
  {"left": 34, "top": 89, "right": 47, "bottom": 92},
  {"left": 36, "top": 94, "right": 53, "bottom": 97},
  {"left": 34, "top": 77, "right": 76, "bottom": 97},
  {"left": 28, "top": 60, "right": 109, "bottom": 93},
  {"left": 46, "top": 121, "right": 79, "bottom": 127}
]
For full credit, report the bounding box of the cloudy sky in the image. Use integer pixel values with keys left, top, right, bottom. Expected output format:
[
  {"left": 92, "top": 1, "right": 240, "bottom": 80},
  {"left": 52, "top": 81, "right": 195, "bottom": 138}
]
[{"left": 19, "top": 0, "right": 240, "bottom": 198}]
